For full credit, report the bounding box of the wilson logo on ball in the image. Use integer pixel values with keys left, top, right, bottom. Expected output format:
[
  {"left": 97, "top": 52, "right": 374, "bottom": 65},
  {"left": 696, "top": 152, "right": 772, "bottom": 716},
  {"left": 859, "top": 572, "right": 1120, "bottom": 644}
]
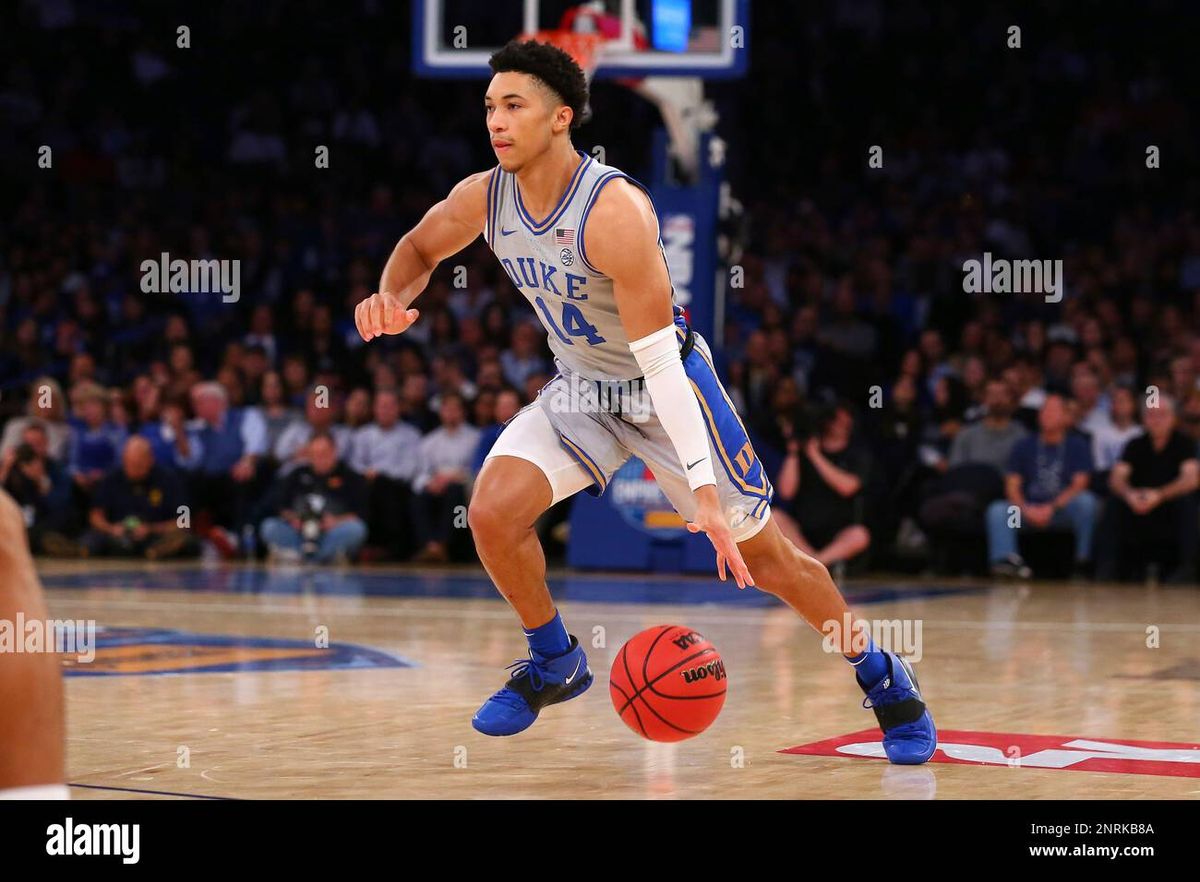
[{"left": 681, "top": 659, "right": 727, "bottom": 683}]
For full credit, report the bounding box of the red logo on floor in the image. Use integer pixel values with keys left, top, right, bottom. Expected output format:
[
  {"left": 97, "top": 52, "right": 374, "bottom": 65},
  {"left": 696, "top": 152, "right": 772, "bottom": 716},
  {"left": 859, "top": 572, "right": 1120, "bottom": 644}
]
[{"left": 781, "top": 729, "right": 1200, "bottom": 778}]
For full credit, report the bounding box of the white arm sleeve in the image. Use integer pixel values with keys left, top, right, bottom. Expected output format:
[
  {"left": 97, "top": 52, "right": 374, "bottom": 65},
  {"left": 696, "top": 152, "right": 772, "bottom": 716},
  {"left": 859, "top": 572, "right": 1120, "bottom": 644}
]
[{"left": 629, "top": 324, "right": 717, "bottom": 491}]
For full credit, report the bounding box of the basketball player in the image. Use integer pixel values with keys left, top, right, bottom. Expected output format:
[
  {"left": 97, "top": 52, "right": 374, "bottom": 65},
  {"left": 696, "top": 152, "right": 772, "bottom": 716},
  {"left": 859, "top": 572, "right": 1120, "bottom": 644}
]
[
  {"left": 355, "top": 41, "right": 936, "bottom": 762},
  {"left": 0, "top": 489, "right": 68, "bottom": 798}
]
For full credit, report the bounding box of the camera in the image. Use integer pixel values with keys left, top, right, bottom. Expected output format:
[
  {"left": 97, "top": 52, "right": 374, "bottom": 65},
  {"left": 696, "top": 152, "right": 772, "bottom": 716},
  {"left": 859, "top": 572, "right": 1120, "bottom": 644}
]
[
  {"left": 790, "top": 406, "right": 818, "bottom": 443},
  {"left": 296, "top": 493, "right": 327, "bottom": 558}
]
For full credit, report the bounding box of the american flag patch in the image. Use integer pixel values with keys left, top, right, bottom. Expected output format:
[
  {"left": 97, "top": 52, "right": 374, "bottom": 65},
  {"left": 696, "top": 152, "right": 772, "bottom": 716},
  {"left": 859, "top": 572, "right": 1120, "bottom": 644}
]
[{"left": 554, "top": 228, "right": 575, "bottom": 245}]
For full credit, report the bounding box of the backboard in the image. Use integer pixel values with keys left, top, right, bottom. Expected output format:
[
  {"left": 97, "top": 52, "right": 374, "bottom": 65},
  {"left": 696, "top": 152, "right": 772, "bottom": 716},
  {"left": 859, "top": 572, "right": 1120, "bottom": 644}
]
[{"left": 412, "top": 0, "right": 749, "bottom": 80}]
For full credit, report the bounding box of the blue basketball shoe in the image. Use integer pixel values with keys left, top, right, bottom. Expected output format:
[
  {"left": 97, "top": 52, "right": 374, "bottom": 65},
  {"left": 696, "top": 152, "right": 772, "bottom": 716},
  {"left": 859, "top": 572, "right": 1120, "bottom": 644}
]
[
  {"left": 857, "top": 651, "right": 937, "bottom": 764},
  {"left": 472, "top": 634, "right": 594, "bottom": 736}
]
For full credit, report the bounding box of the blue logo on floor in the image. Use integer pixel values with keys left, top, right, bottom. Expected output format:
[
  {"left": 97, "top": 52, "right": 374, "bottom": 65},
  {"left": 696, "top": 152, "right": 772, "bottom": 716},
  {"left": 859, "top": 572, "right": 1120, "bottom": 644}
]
[{"left": 63, "top": 627, "right": 416, "bottom": 677}]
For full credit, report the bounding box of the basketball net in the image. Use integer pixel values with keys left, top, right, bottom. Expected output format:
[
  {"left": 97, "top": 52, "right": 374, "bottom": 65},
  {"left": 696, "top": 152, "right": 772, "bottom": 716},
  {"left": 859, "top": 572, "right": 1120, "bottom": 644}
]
[
  {"left": 523, "top": 10, "right": 715, "bottom": 183},
  {"left": 521, "top": 29, "right": 606, "bottom": 84}
]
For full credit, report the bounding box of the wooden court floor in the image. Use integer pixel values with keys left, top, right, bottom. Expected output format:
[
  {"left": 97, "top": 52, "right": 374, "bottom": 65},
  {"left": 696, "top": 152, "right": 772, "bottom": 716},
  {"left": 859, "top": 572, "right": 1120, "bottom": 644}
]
[{"left": 33, "top": 559, "right": 1200, "bottom": 799}]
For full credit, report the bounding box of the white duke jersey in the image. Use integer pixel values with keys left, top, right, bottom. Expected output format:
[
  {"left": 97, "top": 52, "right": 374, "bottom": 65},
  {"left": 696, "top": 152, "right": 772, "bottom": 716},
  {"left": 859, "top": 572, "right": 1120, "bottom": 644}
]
[{"left": 483, "top": 150, "right": 687, "bottom": 381}]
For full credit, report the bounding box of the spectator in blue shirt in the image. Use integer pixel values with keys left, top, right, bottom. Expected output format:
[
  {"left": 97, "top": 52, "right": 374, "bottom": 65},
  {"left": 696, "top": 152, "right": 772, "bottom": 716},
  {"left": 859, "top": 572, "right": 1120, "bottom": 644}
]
[
  {"left": 350, "top": 388, "right": 421, "bottom": 559},
  {"left": 273, "top": 385, "right": 352, "bottom": 476},
  {"left": 986, "top": 394, "right": 1097, "bottom": 578},
  {"left": 67, "top": 381, "right": 127, "bottom": 496},
  {"left": 138, "top": 392, "right": 199, "bottom": 471},
  {"left": 410, "top": 392, "right": 480, "bottom": 563},
  {"left": 180, "top": 381, "right": 268, "bottom": 550}
]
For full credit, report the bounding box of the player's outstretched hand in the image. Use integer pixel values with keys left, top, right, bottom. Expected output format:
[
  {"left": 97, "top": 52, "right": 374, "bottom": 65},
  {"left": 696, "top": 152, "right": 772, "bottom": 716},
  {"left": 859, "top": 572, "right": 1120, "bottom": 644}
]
[
  {"left": 355, "top": 291, "right": 420, "bottom": 341},
  {"left": 687, "top": 499, "right": 755, "bottom": 590}
]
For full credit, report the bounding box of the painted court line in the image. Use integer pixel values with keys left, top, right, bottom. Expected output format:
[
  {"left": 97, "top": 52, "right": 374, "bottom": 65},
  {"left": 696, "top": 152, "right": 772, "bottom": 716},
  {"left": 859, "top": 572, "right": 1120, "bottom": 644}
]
[
  {"left": 68, "top": 782, "right": 235, "bottom": 800},
  {"left": 44, "top": 594, "right": 1200, "bottom": 633}
]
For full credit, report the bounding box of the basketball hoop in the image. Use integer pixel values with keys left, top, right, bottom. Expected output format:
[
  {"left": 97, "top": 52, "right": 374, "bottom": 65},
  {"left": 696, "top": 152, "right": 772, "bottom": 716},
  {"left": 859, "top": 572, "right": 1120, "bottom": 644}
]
[
  {"left": 521, "top": 29, "right": 606, "bottom": 83},
  {"left": 520, "top": 17, "right": 709, "bottom": 180}
]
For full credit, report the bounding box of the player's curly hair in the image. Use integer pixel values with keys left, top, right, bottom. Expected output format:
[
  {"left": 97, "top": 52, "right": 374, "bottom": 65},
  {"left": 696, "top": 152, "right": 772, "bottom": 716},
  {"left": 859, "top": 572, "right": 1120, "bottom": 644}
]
[{"left": 489, "top": 39, "right": 591, "bottom": 130}]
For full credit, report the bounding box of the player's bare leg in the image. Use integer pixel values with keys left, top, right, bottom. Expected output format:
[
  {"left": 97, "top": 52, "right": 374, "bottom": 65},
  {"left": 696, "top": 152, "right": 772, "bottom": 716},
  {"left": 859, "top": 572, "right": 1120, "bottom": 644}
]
[
  {"left": 769, "top": 508, "right": 817, "bottom": 557},
  {"left": 467, "top": 455, "right": 557, "bottom": 628},
  {"left": 736, "top": 516, "right": 854, "bottom": 642},
  {"left": 737, "top": 514, "right": 937, "bottom": 764},
  {"left": 0, "top": 489, "right": 67, "bottom": 797},
  {"left": 467, "top": 454, "right": 594, "bottom": 735}
]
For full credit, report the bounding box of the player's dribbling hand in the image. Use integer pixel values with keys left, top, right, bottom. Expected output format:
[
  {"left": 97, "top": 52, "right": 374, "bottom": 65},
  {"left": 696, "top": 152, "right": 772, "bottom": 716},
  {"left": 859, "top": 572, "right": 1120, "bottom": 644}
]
[
  {"left": 355, "top": 291, "right": 420, "bottom": 341},
  {"left": 687, "top": 492, "right": 755, "bottom": 590}
]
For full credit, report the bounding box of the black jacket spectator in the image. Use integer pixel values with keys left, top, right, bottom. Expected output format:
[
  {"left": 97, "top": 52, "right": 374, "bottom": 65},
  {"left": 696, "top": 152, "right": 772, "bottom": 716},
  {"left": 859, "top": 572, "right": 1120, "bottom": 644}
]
[
  {"left": 1105, "top": 400, "right": 1200, "bottom": 582},
  {"left": 269, "top": 460, "right": 368, "bottom": 523},
  {"left": 79, "top": 437, "right": 194, "bottom": 559},
  {"left": 775, "top": 404, "right": 872, "bottom": 568},
  {"left": 259, "top": 433, "right": 369, "bottom": 564}
]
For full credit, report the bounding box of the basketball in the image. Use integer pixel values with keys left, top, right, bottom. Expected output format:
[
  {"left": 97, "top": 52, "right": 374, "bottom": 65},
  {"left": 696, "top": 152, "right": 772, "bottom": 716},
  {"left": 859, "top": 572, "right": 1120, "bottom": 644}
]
[{"left": 609, "top": 625, "right": 727, "bottom": 742}]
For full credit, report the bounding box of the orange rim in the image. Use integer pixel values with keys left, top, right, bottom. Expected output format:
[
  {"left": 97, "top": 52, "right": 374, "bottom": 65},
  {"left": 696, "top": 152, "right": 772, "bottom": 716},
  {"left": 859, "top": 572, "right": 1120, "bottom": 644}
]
[{"left": 520, "top": 29, "right": 605, "bottom": 77}]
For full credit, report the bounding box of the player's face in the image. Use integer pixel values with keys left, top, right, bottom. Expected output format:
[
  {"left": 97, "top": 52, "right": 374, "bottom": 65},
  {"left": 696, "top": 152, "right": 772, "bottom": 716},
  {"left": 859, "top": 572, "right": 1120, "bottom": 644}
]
[{"left": 485, "top": 72, "right": 561, "bottom": 171}]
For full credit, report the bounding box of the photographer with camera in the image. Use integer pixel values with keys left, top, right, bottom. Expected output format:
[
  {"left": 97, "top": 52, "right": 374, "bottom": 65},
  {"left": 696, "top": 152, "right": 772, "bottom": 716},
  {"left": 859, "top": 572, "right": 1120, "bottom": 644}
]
[
  {"left": 259, "top": 433, "right": 368, "bottom": 563},
  {"left": 774, "top": 402, "right": 873, "bottom": 577},
  {"left": 0, "top": 422, "right": 75, "bottom": 553}
]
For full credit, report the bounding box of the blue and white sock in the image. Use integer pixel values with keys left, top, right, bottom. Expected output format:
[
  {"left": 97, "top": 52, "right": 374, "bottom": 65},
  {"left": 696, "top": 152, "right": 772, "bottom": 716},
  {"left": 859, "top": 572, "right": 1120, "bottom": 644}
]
[
  {"left": 524, "top": 610, "right": 571, "bottom": 659},
  {"left": 846, "top": 635, "right": 889, "bottom": 687}
]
